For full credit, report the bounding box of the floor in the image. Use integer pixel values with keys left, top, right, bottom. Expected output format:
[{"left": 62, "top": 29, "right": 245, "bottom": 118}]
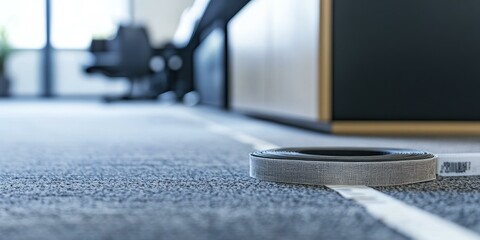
[{"left": 0, "top": 101, "right": 479, "bottom": 240}]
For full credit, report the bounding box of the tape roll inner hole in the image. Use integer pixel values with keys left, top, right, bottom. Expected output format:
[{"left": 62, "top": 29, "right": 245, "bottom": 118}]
[
  {"left": 299, "top": 149, "right": 389, "bottom": 157},
  {"left": 252, "top": 148, "right": 435, "bottom": 162}
]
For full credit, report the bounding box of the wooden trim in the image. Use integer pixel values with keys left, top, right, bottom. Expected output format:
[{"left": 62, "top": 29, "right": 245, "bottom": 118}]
[
  {"left": 319, "top": 0, "right": 333, "bottom": 122},
  {"left": 332, "top": 121, "right": 480, "bottom": 135},
  {"left": 233, "top": 109, "right": 332, "bottom": 133}
]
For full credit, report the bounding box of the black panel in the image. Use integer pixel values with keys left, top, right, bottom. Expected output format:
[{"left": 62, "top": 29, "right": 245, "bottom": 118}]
[
  {"left": 194, "top": 25, "right": 228, "bottom": 108},
  {"left": 333, "top": 0, "right": 480, "bottom": 120},
  {"left": 178, "top": 0, "right": 249, "bottom": 99}
]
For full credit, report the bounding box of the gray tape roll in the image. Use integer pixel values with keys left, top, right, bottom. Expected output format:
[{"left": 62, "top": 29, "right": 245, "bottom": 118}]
[{"left": 250, "top": 148, "right": 437, "bottom": 186}]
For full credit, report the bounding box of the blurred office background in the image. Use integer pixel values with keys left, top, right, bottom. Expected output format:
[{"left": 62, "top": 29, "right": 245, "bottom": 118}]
[
  {"left": 0, "top": 0, "right": 194, "bottom": 97},
  {"left": 1, "top": 0, "right": 479, "bottom": 135}
]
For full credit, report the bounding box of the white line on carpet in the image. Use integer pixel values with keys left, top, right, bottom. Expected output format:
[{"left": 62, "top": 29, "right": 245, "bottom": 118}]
[{"left": 183, "top": 112, "right": 480, "bottom": 240}]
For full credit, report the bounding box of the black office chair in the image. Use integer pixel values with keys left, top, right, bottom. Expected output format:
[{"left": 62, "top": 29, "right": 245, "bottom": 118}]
[{"left": 85, "top": 25, "right": 154, "bottom": 101}]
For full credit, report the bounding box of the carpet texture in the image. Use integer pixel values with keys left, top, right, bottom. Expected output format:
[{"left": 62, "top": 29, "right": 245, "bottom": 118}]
[{"left": 0, "top": 101, "right": 479, "bottom": 240}]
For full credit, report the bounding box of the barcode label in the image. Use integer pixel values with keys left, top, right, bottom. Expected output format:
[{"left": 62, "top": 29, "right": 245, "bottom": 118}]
[
  {"left": 437, "top": 153, "right": 480, "bottom": 177},
  {"left": 440, "top": 162, "right": 471, "bottom": 174}
]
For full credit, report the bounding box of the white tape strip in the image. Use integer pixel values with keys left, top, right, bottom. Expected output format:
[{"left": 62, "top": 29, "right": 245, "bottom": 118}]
[
  {"left": 207, "top": 124, "right": 279, "bottom": 150},
  {"left": 328, "top": 185, "right": 480, "bottom": 240},
  {"left": 190, "top": 113, "right": 480, "bottom": 240},
  {"left": 437, "top": 153, "right": 480, "bottom": 177}
]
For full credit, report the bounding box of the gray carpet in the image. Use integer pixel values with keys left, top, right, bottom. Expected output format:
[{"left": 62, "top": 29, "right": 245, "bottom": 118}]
[{"left": 0, "top": 101, "right": 479, "bottom": 240}]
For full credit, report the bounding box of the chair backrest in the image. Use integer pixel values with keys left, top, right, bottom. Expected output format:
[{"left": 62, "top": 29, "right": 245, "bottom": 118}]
[
  {"left": 115, "top": 25, "right": 153, "bottom": 78},
  {"left": 89, "top": 39, "right": 109, "bottom": 53}
]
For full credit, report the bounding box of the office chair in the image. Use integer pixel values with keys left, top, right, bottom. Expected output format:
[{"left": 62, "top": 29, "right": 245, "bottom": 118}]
[{"left": 85, "top": 25, "right": 155, "bottom": 102}]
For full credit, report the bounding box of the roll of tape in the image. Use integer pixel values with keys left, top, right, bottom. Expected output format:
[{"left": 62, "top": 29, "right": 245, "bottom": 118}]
[{"left": 250, "top": 147, "right": 437, "bottom": 186}]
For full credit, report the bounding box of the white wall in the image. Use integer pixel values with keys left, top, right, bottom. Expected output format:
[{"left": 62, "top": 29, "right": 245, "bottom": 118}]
[{"left": 133, "top": 0, "right": 195, "bottom": 47}]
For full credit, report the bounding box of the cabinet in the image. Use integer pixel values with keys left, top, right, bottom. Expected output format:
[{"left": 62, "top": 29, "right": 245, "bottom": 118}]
[
  {"left": 229, "top": 0, "right": 480, "bottom": 135},
  {"left": 229, "top": 0, "right": 320, "bottom": 120}
]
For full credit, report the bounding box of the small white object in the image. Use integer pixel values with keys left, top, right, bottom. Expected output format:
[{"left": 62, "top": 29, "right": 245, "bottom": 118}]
[
  {"left": 183, "top": 91, "right": 201, "bottom": 106},
  {"left": 150, "top": 56, "right": 166, "bottom": 72},
  {"left": 168, "top": 55, "right": 183, "bottom": 71}
]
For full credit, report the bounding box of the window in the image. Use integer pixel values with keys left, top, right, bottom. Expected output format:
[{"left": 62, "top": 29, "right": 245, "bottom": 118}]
[
  {"left": 0, "top": 0, "right": 46, "bottom": 49},
  {"left": 51, "top": 0, "right": 131, "bottom": 49}
]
